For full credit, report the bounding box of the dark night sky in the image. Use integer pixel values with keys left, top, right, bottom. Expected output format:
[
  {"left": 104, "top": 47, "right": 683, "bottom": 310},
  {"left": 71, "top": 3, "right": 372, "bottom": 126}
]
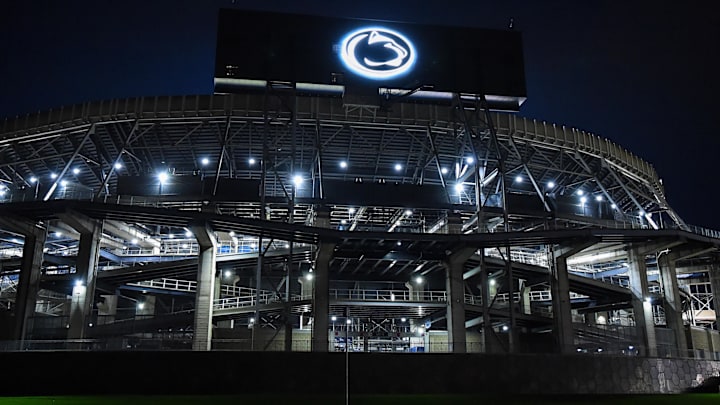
[{"left": 1, "top": 1, "right": 718, "bottom": 229}]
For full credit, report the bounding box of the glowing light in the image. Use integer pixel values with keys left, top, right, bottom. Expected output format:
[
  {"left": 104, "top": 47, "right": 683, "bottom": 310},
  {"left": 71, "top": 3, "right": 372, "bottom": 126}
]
[
  {"left": 611, "top": 204, "right": 618, "bottom": 209},
  {"left": 331, "top": 316, "right": 337, "bottom": 322},
  {"left": 639, "top": 210, "right": 646, "bottom": 216},
  {"left": 465, "top": 157, "right": 474, "bottom": 164},
  {"left": 418, "top": 326, "right": 425, "bottom": 334},
  {"left": 415, "top": 275, "right": 424, "bottom": 284},
  {"left": 547, "top": 181, "right": 555, "bottom": 188},
  {"left": 30, "top": 176, "right": 38, "bottom": 184},
  {"left": 50, "top": 173, "right": 58, "bottom": 179},
  {"left": 502, "top": 325, "right": 509, "bottom": 332},
  {"left": 305, "top": 273, "right": 314, "bottom": 281},
  {"left": 224, "top": 270, "right": 232, "bottom": 278},
  {"left": 158, "top": 172, "right": 169, "bottom": 184},
  {"left": 292, "top": 175, "right": 303, "bottom": 187},
  {"left": 131, "top": 238, "right": 138, "bottom": 245},
  {"left": 75, "top": 280, "right": 82, "bottom": 287},
  {"left": 114, "top": 162, "right": 123, "bottom": 170},
  {"left": 248, "top": 158, "right": 256, "bottom": 165},
  {"left": 576, "top": 190, "right": 584, "bottom": 196},
  {"left": 441, "top": 167, "right": 448, "bottom": 175},
  {"left": 515, "top": 175, "right": 523, "bottom": 183},
  {"left": 228, "top": 231, "right": 235, "bottom": 237},
  {"left": 72, "top": 168, "right": 80, "bottom": 175},
  {"left": 168, "top": 234, "right": 174, "bottom": 239},
  {"left": 339, "top": 160, "right": 348, "bottom": 169},
  {"left": 489, "top": 279, "right": 496, "bottom": 286},
  {"left": 346, "top": 319, "right": 352, "bottom": 325},
  {"left": 339, "top": 27, "right": 416, "bottom": 80},
  {"left": 595, "top": 195, "right": 603, "bottom": 201},
  {"left": 201, "top": 157, "right": 210, "bottom": 166},
  {"left": 580, "top": 196, "right": 587, "bottom": 204},
  {"left": 137, "top": 302, "right": 145, "bottom": 310},
  {"left": 394, "top": 163, "right": 402, "bottom": 172},
  {"left": 349, "top": 207, "right": 356, "bottom": 214},
  {"left": 249, "top": 317, "right": 255, "bottom": 324},
  {"left": 340, "top": 219, "right": 347, "bottom": 225},
  {"left": 401, "top": 317, "right": 406, "bottom": 322},
  {"left": 397, "top": 241, "right": 402, "bottom": 246},
  {"left": 54, "top": 231, "right": 62, "bottom": 237},
  {"left": 60, "top": 180, "right": 68, "bottom": 188},
  {"left": 454, "top": 183, "right": 463, "bottom": 193},
  {"left": 185, "top": 230, "right": 192, "bottom": 238},
  {"left": 404, "top": 209, "right": 413, "bottom": 216}
]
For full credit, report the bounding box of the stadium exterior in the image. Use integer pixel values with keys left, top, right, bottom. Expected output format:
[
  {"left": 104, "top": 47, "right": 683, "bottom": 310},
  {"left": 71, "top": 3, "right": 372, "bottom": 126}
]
[{"left": 1, "top": 92, "right": 720, "bottom": 393}]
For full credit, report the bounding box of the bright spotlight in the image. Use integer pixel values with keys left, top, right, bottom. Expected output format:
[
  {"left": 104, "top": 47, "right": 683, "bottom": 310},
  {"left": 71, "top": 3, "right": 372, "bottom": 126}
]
[
  {"left": 137, "top": 302, "right": 145, "bottom": 310},
  {"left": 394, "top": 163, "right": 402, "bottom": 172},
  {"left": 515, "top": 175, "right": 523, "bottom": 183},
  {"left": 576, "top": 190, "right": 584, "bottom": 196},
  {"left": 454, "top": 183, "right": 463, "bottom": 193},
  {"left": 339, "top": 160, "right": 348, "bottom": 169},
  {"left": 346, "top": 319, "right": 352, "bottom": 325},
  {"left": 30, "top": 176, "right": 38, "bottom": 184},
  {"left": 292, "top": 175, "right": 303, "bottom": 187},
  {"left": 72, "top": 168, "right": 80, "bottom": 175},
  {"left": 340, "top": 219, "right": 347, "bottom": 225},
  {"left": 595, "top": 195, "right": 603, "bottom": 201},
  {"left": 248, "top": 158, "right": 256, "bottom": 165},
  {"left": 404, "top": 209, "right": 413, "bottom": 216},
  {"left": 502, "top": 325, "right": 509, "bottom": 332},
  {"left": 547, "top": 181, "right": 555, "bottom": 188},
  {"left": 201, "top": 157, "right": 210, "bottom": 166},
  {"left": 489, "top": 279, "right": 496, "bottom": 286},
  {"left": 465, "top": 157, "right": 474, "bottom": 164},
  {"left": 331, "top": 316, "right": 337, "bottom": 322},
  {"left": 305, "top": 273, "right": 314, "bottom": 281},
  {"left": 611, "top": 204, "right": 618, "bottom": 209},
  {"left": 114, "top": 162, "right": 123, "bottom": 170},
  {"left": 224, "top": 270, "right": 232, "bottom": 278},
  {"left": 60, "top": 180, "right": 68, "bottom": 188},
  {"left": 440, "top": 167, "right": 448, "bottom": 175},
  {"left": 54, "top": 231, "right": 62, "bottom": 237},
  {"left": 401, "top": 317, "right": 407, "bottom": 322},
  {"left": 75, "top": 280, "right": 83, "bottom": 287},
  {"left": 50, "top": 173, "right": 58, "bottom": 179},
  {"left": 158, "top": 172, "right": 169, "bottom": 184},
  {"left": 415, "top": 275, "right": 424, "bottom": 284},
  {"left": 396, "top": 241, "right": 402, "bottom": 246},
  {"left": 580, "top": 196, "right": 587, "bottom": 204},
  {"left": 249, "top": 317, "right": 255, "bottom": 324},
  {"left": 348, "top": 207, "right": 356, "bottom": 214}
]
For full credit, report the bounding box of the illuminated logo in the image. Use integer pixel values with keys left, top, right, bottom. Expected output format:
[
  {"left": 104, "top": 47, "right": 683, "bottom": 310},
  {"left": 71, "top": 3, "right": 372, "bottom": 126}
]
[{"left": 340, "top": 27, "right": 416, "bottom": 80}]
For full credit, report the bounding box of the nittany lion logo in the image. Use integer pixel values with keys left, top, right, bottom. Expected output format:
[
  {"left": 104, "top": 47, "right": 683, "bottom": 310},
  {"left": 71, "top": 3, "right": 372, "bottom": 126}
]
[{"left": 340, "top": 27, "right": 416, "bottom": 80}]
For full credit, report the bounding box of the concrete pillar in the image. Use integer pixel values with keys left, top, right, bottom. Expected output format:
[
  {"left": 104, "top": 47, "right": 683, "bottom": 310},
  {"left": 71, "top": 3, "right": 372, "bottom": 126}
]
[
  {"left": 97, "top": 295, "right": 117, "bottom": 325},
  {"left": 445, "top": 247, "right": 474, "bottom": 353},
  {"left": 0, "top": 218, "right": 47, "bottom": 342},
  {"left": 551, "top": 249, "right": 574, "bottom": 354},
  {"left": 311, "top": 242, "right": 334, "bottom": 352},
  {"left": 709, "top": 262, "right": 720, "bottom": 330},
  {"left": 550, "top": 241, "right": 595, "bottom": 354},
  {"left": 66, "top": 217, "right": 102, "bottom": 340},
  {"left": 190, "top": 222, "right": 217, "bottom": 351},
  {"left": 628, "top": 247, "right": 656, "bottom": 357},
  {"left": 521, "top": 284, "right": 532, "bottom": 315},
  {"left": 658, "top": 253, "right": 688, "bottom": 356}
]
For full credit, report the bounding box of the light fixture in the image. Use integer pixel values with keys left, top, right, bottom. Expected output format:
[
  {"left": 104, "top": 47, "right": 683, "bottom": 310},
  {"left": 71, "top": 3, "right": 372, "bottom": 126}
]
[
  {"left": 454, "top": 183, "right": 463, "bottom": 193},
  {"left": 223, "top": 270, "right": 231, "bottom": 278},
  {"left": 305, "top": 273, "right": 314, "bottom": 281},
  {"left": 229, "top": 231, "right": 235, "bottom": 237},
  {"left": 394, "top": 163, "right": 402, "bottom": 172},
  {"left": 339, "top": 160, "right": 348, "bottom": 169},
  {"left": 249, "top": 317, "right": 255, "bottom": 324},
  {"left": 465, "top": 157, "right": 474, "bottom": 164},
  {"left": 137, "top": 302, "right": 145, "bottom": 310},
  {"left": 54, "top": 231, "right": 62, "bottom": 237},
  {"left": 397, "top": 241, "right": 402, "bottom": 246},
  {"left": 346, "top": 319, "right": 352, "bottom": 325},
  {"left": 628, "top": 345, "right": 634, "bottom": 350},
  {"left": 30, "top": 176, "right": 38, "bottom": 184},
  {"left": 576, "top": 190, "right": 584, "bottom": 196},
  {"left": 331, "top": 316, "right": 337, "bottom": 322},
  {"left": 404, "top": 209, "right": 413, "bottom": 216},
  {"left": 639, "top": 210, "right": 646, "bottom": 216},
  {"left": 75, "top": 280, "right": 83, "bottom": 287},
  {"left": 580, "top": 196, "right": 587, "bottom": 204},
  {"left": 440, "top": 167, "right": 448, "bottom": 174},
  {"left": 415, "top": 275, "right": 424, "bottom": 284},
  {"left": 185, "top": 230, "right": 192, "bottom": 238},
  {"left": 168, "top": 233, "right": 174, "bottom": 239},
  {"left": 400, "top": 317, "right": 406, "bottom": 322},
  {"left": 489, "top": 279, "right": 496, "bottom": 286},
  {"left": 60, "top": 180, "right": 69, "bottom": 188},
  {"left": 502, "top": 325, "right": 509, "bottom": 332},
  {"left": 547, "top": 181, "right": 555, "bottom": 188},
  {"left": 114, "top": 162, "right": 123, "bottom": 170},
  {"left": 50, "top": 173, "right": 58, "bottom": 179},
  {"left": 285, "top": 243, "right": 291, "bottom": 249},
  {"left": 201, "top": 157, "right": 210, "bottom": 166},
  {"left": 340, "top": 219, "right": 347, "bottom": 225},
  {"left": 72, "top": 168, "right": 80, "bottom": 175},
  {"left": 292, "top": 175, "right": 303, "bottom": 187},
  {"left": 248, "top": 158, "right": 256, "bottom": 165},
  {"left": 515, "top": 175, "right": 523, "bottom": 183},
  {"left": 595, "top": 195, "right": 603, "bottom": 201},
  {"left": 158, "top": 172, "right": 169, "bottom": 184},
  {"left": 349, "top": 207, "right": 356, "bottom": 214},
  {"left": 611, "top": 204, "right": 618, "bottom": 209}
]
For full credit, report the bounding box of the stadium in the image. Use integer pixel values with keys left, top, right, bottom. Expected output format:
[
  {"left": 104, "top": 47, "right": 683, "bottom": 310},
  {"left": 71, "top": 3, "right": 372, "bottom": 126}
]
[{"left": 1, "top": 9, "right": 719, "bottom": 397}]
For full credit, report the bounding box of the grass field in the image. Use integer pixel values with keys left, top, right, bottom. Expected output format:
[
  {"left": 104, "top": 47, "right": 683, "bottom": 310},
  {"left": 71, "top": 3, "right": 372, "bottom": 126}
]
[{"left": 0, "top": 395, "right": 719, "bottom": 405}]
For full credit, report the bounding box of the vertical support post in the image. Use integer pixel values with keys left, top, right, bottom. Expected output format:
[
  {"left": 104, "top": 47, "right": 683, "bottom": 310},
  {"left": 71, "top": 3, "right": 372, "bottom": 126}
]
[
  {"left": 66, "top": 217, "right": 103, "bottom": 340},
  {"left": 628, "top": 246, "right": 656, "bottom": 357},
  {"left": 3, "top": 219, "right": 47, "bottom": 343},
  {"left": 312, "top": 242, "right": 334, "bottom": 352},
  {"left": 479, "top": 251, "right": 498, "bottom": 353},
  {"left": 658, "top": 253, "right": 688, "bottom": 356},
  {"left": 446, "top": 247, "right": 475, "bottom": 353},
  {"left": 191, "top": 221, "right": 217, "bottom": 351},
  {"left": 550, "top": 248, "right": 575, "bottom": 354}
]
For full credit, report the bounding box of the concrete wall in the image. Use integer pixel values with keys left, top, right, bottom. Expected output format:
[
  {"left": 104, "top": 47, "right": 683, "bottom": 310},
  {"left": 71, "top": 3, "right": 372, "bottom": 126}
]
[{"left": 2, "top": 351, "right": 719, "bottom": 396}]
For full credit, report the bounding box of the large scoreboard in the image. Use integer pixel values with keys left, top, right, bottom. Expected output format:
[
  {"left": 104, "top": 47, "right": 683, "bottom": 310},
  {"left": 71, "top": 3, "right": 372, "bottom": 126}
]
[{"left": 214, "top": 9, "right": 526, "bottom": 110}]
